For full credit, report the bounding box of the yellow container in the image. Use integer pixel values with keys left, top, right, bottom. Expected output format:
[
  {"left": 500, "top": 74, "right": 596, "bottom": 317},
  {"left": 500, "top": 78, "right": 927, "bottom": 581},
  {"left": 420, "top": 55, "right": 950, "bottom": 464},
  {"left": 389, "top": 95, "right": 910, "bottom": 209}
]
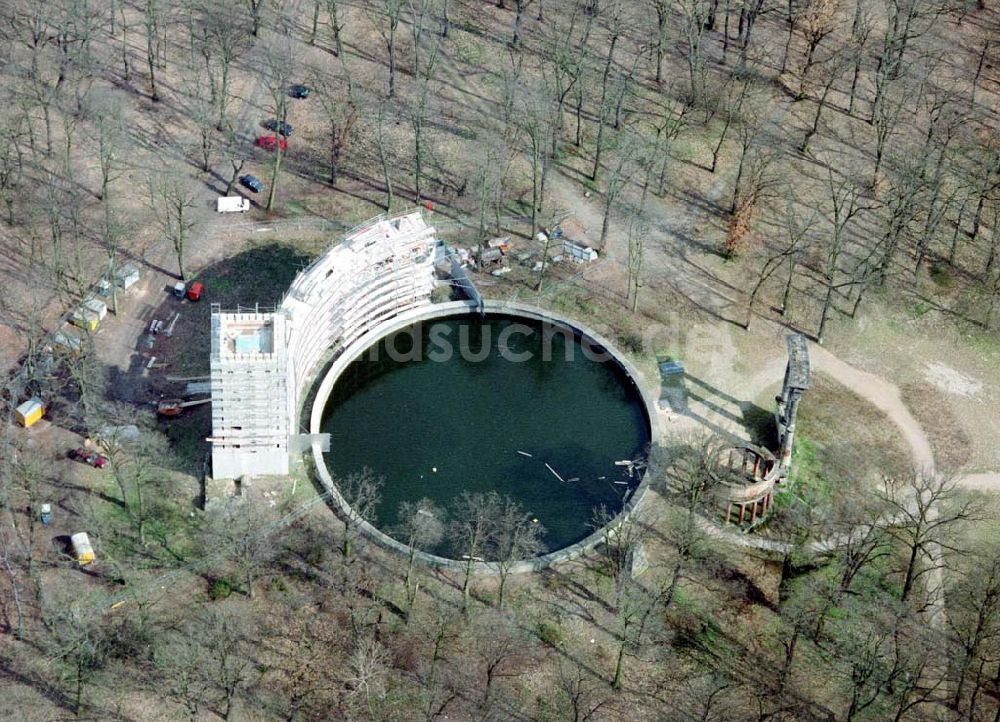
[
  {"left": 15, "top": 398, "right": 44, "bottom": 427},
  {"left": 70, "top": 307, "right": 100, "bottom": 332},
  {"left": 71, "top": 533, "right": 95, "bottom": 565}
]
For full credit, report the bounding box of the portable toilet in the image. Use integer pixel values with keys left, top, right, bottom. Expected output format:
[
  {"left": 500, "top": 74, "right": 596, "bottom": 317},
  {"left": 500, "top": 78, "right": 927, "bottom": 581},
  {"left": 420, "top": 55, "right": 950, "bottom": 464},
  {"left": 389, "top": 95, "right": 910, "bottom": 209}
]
[
  {"left": 70, "top": 532, "right": 95, "bottom": 565},
  {"left": 40, "top": 503, "right": 52, "bottom": 525},
  {"left": 15, "top": 397, "right": 44, "bottom": 427}
]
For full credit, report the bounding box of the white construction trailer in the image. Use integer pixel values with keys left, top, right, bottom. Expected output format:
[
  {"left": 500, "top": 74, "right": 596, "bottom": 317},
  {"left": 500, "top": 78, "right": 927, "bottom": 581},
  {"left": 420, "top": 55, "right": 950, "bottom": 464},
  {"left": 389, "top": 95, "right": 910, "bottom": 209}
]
[{"left": 217, "top": 197, "right": 251, "bottom": 213}]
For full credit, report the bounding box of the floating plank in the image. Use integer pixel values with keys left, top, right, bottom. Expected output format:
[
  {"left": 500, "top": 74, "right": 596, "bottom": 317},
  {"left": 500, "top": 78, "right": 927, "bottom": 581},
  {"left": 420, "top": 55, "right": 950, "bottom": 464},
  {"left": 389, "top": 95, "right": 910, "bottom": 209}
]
[
  {"left": 545, "top": 463, "right": 565, "bottom": 482},
  {"left": 516, "top": 450, "right": 533, "bottom": 458}
]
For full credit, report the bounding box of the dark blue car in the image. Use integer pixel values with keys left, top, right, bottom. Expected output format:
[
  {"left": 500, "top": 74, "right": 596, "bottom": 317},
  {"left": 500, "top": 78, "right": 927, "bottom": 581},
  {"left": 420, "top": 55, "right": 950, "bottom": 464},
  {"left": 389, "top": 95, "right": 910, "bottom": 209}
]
[
  {"left": 263, "top": 118, "right": 293, "bottom": 136},
  {"left": 239, "top": 174, "right": 263, "bottom": 193},
  {"left": 289, "top": 84, "right": 310, "bottom": 99}
]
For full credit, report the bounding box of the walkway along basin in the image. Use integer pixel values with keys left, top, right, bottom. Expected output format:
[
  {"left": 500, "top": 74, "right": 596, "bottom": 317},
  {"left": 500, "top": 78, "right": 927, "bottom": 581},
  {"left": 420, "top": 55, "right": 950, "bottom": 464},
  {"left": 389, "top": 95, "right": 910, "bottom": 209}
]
[{"left": 309, "top": 301, "right": 660, "bottom": 573}]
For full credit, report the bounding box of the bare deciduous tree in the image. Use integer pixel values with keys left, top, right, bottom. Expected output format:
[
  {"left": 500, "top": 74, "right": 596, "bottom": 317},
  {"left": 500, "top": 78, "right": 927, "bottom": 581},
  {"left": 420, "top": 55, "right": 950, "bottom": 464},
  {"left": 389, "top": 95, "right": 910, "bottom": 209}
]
[
  {"left": 394, "top": 497, "right": 445, "bottom": 615},
  {"left": 450, "top": 491, "right": 500, "bottom": 616},
  {"left": 148, "top": 174, "right": 198, "bottom": 281},
  {"left": 337, "top": 467, "right": 384, "bottom": 562}
]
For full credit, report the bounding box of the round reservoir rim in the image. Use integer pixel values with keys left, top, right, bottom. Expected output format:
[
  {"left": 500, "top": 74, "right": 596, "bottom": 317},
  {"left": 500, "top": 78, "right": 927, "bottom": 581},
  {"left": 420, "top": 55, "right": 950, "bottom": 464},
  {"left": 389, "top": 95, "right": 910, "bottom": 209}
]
[{"left": 308, "top": 300, "right": 661, "bottom": 573}]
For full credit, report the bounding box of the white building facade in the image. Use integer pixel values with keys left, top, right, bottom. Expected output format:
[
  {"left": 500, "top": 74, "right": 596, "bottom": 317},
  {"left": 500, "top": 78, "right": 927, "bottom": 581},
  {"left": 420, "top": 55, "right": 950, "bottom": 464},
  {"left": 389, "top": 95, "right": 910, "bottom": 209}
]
[{"left": 210, "top": 211, "right": 439, "bottom": 479}]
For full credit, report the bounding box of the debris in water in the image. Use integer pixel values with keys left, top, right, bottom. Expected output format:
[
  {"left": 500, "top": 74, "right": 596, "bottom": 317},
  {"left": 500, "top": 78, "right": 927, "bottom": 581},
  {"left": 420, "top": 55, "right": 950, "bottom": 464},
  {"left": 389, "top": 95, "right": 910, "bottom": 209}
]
[
  {"left": 545, "top": 463, "right": 565, "bottom": 482},
  {"left": 516, "top": 450, "right": 533, "bottom": 457}
]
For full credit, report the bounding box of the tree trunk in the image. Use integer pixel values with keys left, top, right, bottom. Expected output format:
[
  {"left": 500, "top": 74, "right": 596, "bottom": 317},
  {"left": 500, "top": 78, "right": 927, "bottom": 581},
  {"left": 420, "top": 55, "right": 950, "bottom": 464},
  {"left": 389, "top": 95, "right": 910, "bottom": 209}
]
[
  {"left": 266, "top": 145, "right": 282, "bottom": 211},
  {"left": 900, "top": 541, "right": 920, "bottom": 602},
  {"left": 612, "top": 637, "right": 626, "bottom": 690},
  {"left": 310, "top": 0, "right": 320, "bottom": 44},
  {"left": 817, "top": 279, "right": 835, "bottom": 342},
  {"left": 512, "top": 0, "right": 525, "bottom": 48},
  {"left": 387, "top": 23, "right": 397, "bottom": 98},
  {"left": 591, "top": 34, "right": 619, "bottom": 182},
  {"left": 462, "top": 557, "right": 473, "bottom": 615}
]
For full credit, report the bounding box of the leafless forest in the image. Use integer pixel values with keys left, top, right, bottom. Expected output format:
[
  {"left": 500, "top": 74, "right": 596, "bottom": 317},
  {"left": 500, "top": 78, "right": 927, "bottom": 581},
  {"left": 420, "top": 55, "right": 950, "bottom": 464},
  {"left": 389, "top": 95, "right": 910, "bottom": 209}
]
[{"left": 0, "top": 0, "right": 999, "bottom": 719}]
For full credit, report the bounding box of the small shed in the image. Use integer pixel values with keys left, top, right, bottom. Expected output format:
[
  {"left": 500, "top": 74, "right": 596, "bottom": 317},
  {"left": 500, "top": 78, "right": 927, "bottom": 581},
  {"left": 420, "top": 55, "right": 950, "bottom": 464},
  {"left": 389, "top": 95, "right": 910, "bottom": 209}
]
[
  {"left": 15, "top": 397, "right": 44, "bottom": 427},
  {"left": 83, "top": 297, "right": 107, "bottom": 321},
  {"left": 115, "top": 264, "right": 140, "bottom": 290},
  {"left": 562, "top": 240, "right": 598, "bottom": 262},
  {"left": 70, "top": 532, "right": 95, "bottom": 565},
  {"left": 52, "top": 329, "right": 83, "bottom": 354},
  {"left": 70, "top": 305, "right": 101, "bottom": 332}
]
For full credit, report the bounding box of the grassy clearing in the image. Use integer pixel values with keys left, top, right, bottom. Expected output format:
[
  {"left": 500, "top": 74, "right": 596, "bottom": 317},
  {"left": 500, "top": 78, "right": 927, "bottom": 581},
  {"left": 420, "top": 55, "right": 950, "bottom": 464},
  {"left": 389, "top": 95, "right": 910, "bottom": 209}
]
[
  {"left": 152, "top": 241, "right": 314, "bottom": 378},
  {"left": 795, "top": 371, "right": 911, "bottom": 482},
  {"left": 899, "top": 382, "right": 974, "bottom": 473},
  {"left": 772, "top": 371, "right": 911, "bottom": 517}
]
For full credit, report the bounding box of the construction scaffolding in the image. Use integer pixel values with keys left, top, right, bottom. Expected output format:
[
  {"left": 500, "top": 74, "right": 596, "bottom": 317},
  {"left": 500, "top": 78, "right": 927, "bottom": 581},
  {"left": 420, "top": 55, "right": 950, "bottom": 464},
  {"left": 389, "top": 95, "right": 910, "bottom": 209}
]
[
  {"left": 210, "top": 310, "right": 289, "bottom": 478},
  {"left": 209, "top": 210, "right": 439, "bottom": 480}
]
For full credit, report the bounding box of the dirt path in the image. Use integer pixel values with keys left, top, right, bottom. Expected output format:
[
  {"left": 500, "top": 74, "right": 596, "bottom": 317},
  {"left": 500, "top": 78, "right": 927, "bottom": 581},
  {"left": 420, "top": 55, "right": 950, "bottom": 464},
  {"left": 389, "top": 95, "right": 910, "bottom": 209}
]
[
  {"left": 549, "top": 168, "right": 1000, "bottom": 491},
  {"left": 550, "top": 162, "right": 1000, "bottom": 628}
]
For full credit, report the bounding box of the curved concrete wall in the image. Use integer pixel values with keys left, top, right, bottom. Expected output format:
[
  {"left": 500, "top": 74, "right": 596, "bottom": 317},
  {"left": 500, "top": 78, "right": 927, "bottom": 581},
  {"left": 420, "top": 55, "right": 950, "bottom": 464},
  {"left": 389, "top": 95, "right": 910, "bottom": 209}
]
[
  {"left": 308, "top": 300, "right": 660, "bottom": 574},
  {"left": 211, "top": 211, "right": 439, "bottom": 479},
  {"left": 282, "top": 212, "right": 438, "bottom": 427}
]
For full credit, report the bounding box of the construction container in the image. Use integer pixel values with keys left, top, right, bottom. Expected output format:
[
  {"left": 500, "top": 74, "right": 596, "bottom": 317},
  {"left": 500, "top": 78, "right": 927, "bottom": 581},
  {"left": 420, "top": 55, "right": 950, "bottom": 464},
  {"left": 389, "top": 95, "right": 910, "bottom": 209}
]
[
  {"left": 97, "top": 424, "right": 141, "bottom": 445},
  {"left": 115, "top": 264, "right": 140, "bottom": 290},
  {"left": 52, "top": 328, "right": 83, "bottom": 354},
  {"left": 83, "top": 297, "right": 108, "bottom": 321},
  {"left": 186, "top": 282, "right": 204, "bottom": 302},
  {"left": 562, "top": 240, "right": 598, "bottom": 262},
  {"left": 15, "top": 398, "right": 44, "bottom": 427},
  {"left": 217, "top": 196, "right": 251, "bottom": 213},
  {"left": 173, "top": 282, "right": 187, "bottom": 298},
  {"left": 69, "top": 305, "right": 100, "bottom": 331},
  {"left": 70, "top": 532, "right": 95, "bottom": 565}
]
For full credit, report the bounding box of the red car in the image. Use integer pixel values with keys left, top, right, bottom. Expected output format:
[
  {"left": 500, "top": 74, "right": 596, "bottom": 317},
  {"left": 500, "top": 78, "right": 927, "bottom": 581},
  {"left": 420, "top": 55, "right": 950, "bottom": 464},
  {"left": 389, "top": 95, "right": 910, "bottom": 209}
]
[
  {"left": 257, "top": 135, "right": 287, "bottom": 151},
  {"left": 68, "top": 448, "right": 108, "bottom": 469}
]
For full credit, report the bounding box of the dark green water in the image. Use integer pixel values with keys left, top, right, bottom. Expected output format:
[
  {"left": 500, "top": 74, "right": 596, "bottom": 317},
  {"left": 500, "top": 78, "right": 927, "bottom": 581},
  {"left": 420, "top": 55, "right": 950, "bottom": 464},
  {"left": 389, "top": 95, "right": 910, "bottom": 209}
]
[{"left": 320, "top": 314, "right": 650, "bottom": 555}]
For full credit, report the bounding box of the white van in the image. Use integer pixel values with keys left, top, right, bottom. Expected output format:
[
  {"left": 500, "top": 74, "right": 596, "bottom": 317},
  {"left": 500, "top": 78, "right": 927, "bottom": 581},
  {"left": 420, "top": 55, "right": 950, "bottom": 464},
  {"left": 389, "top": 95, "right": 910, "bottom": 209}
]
[{"left": 217, "top": 196, "right": 251, "bottom": 213}]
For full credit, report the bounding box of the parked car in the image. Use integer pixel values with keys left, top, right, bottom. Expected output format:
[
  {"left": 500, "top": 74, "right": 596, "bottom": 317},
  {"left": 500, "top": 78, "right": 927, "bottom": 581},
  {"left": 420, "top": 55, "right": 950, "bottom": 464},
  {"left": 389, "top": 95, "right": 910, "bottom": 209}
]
[
  {"left": 240, "top": 174, "right": 263, "bottom": 193},
  {"left": 263, "top": 118, "right": 293, "bottom": 136},
  {"left": 257, "top": 135, "right": 288, "bottom": 151},
  {"left": 68, "top": 447, "right": 108, "bottom": 469},
  {"left": 289, "top": 84, "right": 310, "bottom": 99}
]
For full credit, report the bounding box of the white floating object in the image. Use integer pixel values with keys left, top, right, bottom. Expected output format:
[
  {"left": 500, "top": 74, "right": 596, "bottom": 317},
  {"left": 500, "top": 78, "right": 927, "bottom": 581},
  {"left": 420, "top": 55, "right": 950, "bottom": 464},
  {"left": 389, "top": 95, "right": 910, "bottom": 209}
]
[
  {"left": 545, "top": 463, "right": 565, "bottom": 482},
  {"left": 516, "top": 450, "right": 533, "bottom": 457},
  {"left": 432, "top": 467, "right": 437, "bottom": 473}
]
